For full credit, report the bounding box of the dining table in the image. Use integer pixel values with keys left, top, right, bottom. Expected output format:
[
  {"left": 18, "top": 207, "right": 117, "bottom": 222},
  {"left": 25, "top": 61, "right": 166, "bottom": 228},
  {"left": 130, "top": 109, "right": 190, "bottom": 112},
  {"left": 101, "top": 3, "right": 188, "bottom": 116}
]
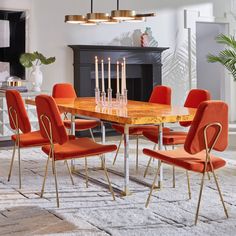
[{"left": 26, "top": 97, "right": 196, "bottom": 196}]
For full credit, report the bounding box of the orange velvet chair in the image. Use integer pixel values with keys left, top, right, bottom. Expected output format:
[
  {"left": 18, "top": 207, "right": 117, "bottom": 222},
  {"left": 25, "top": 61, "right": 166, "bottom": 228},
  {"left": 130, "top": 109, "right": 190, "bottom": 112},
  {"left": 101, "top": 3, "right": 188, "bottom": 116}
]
[
  {"left": 143, "top": 100, "right": 229, "bottom": 225},
  {"left": 52, "top": 83, "right": 99, "bottom": 139},
  {"left": 112, "top": 85, "right": 172, "bottom": 171},
  {"left": 5, "top": 90, "right": 49, "bottom": 189},
  {"left": 35, "top": 94, "right": 117, "bottom": 207},
  {"left": 143, "top": 89, "right": 211, "bottom": 180}
]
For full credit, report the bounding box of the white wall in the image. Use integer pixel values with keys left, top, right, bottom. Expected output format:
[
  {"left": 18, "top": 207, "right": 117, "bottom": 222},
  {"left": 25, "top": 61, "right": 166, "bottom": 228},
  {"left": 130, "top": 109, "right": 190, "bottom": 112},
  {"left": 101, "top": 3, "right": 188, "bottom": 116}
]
[
  {"left": 1, "top": 0, "right": 234, "bottom": 117},
  {"left": 196, "top": 22, "right": 228, "bottom": 100},
  {"left": 0, "top": 0, "right": 32, "bottom": 9},
  {"left": 30, "top": 0, "right": 230, "bottom": 90}
]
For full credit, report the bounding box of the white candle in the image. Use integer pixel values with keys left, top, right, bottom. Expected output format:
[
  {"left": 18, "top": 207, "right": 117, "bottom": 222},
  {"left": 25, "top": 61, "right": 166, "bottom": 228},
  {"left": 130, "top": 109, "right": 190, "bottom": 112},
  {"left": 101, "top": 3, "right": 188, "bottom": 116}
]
[
  {"left": 101, "top": 59, "right": 105, "bottom": 92},
  {"left": 116, "top": 61, "right": 119, "bottom": 93},
  {"left": 95, "top": 56, "right": 99, "bottom": 89},
  {"left": 123, "top": 57, "right": 126, "bottom": 90},
  {"left": 121, "top": 62, "right": 124, "bottom": 95},
  {"left": 108, "top": 57, "right": 111, "bottom": 89}
]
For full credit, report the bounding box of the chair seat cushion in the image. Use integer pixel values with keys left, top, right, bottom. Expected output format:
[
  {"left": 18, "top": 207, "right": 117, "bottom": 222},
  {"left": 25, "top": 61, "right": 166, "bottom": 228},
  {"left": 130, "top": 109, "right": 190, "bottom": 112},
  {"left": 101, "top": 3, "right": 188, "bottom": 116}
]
[
  {"left": 64, "top": 119, "right": 99, "bottom": 131},
  {"left": 143, "top": 147, "right": 226, "bottom": 173},
  {"left": 112, "top": 124, "right": 171, "bottom": 136},
  {"left": 143, "top": 129, "right": 187, "bottom": 145},
  {"left": 42, "top": 137, "right": 117, "bottom": 161},
  {"left": 12, "top": 131, "right": 49, "bottom": 147}
]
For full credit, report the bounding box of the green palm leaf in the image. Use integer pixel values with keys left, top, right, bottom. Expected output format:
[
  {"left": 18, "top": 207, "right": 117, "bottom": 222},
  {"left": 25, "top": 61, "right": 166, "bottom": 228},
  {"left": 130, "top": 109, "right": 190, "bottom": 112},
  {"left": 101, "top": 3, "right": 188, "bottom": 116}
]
[{"left": 207, "top": 34, "right": 236, "bottom": 81}]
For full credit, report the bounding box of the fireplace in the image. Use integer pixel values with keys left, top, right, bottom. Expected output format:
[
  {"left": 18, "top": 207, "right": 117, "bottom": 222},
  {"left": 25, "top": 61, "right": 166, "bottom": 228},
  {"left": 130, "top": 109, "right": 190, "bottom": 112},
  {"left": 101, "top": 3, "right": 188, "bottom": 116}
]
[
  {"left": 69, "top": 45, "right": 168, "bottom": 136},
  {"left": 69, "top": 45, "right": 168, "bottom": 101}
]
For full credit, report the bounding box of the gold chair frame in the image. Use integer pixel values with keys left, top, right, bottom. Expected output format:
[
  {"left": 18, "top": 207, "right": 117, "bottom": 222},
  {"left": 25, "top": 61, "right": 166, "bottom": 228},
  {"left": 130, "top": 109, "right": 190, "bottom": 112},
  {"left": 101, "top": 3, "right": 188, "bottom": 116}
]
[
  {"left": 39, "top": 114, "right": 115, "bottom": 208},
  {"left": 145, "top": 122, "right": 228, "bottom": 225},
  {"left": 144, "top": 144, "right": 191, "bottom": 189},
  {"left": 8, "top": 106, "right": 22, "bottom": 189}
]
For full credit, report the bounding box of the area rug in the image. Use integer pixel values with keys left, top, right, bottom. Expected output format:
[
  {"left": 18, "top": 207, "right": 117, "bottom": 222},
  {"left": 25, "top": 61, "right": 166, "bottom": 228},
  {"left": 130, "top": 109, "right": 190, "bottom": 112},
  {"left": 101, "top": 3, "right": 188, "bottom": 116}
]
[{"left": 0, "top": 138, "right": 236, "bottom": 236}]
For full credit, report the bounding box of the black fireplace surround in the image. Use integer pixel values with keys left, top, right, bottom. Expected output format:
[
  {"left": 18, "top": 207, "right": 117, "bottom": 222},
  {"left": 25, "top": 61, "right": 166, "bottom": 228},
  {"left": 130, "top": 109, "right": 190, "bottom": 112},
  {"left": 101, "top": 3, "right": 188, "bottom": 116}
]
[{"left": 69, "top": 45, "right": 168, "bottom": 102}]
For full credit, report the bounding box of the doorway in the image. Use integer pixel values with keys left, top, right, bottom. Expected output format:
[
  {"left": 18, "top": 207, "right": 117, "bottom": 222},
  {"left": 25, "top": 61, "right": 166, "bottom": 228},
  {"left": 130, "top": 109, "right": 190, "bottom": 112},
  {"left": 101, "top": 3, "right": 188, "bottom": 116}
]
[{"left": 196, "top": 22, "right": 228, "bottom": 100}]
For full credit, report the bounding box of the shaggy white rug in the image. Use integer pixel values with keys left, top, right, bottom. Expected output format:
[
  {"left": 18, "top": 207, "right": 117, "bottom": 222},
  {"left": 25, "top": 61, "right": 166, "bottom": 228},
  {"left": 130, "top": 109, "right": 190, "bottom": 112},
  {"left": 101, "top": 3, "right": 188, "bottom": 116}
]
[{"left": 0, "top": 138, "right": 236, "bottom": 236}]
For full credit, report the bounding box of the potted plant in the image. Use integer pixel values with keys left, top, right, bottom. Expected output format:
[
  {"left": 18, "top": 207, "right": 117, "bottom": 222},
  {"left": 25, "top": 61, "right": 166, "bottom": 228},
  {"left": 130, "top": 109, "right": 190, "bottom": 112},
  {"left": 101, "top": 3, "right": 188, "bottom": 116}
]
[
  {"left": 20, "top": 51, "right": 56, "bottom": 91},
  {"left": 207, "top": 34, "right": 236, "bottom": 80}
]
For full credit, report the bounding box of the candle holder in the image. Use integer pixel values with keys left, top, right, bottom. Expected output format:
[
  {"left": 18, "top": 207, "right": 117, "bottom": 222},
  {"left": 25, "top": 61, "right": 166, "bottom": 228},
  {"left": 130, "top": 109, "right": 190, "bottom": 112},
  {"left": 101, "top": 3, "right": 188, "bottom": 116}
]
[
  {"left": 107, "top": 88, "right": 113, "bottom": 107},
  {"left": 120, "top": 89, "right": 128, "bottom": 107},
  {"left": 95, "top": 88, "right": 100, "bottom": 105},
  {"left": 101, "top": 91, "right": 106, "bottom": 106},
  {"left": 116, "top": 92, "right": 121, "bottom": 104}
]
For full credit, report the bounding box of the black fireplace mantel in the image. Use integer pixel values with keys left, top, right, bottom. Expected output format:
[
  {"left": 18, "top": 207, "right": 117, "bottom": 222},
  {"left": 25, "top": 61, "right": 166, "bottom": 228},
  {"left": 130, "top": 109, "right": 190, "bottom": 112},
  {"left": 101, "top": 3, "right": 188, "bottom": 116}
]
[
  {"left": 69, "top": 45, "right": 168, "bottom": 101},
  {"left": 69, "top": 44, "right": 168, "bottom": 54}
]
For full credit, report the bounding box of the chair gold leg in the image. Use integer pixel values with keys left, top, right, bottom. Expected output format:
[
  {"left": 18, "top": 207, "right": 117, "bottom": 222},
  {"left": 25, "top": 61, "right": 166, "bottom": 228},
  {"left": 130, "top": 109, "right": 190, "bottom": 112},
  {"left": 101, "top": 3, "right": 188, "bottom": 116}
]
[
  {"left": 211, "top": 170, "right": 229, "bottom": 218},
  {"left": 52, "top": 157, "right": 55, "bottom": 175},
  {"left": 136, "top": 135, "right": 139, "bottom": 173},
  {"left": 89, "top": 128, "right": 95, "bottom": 142},
  {"left": 144, "top": 143, "right": 157, "bottom": 178},
  {"left": 144, "top": 157, "right": 152, "bottom": 178},
  {"left": 85, "top": 158, "right": 89, "bottom": 188},
  {"left": 65, "top": 160, "right": 74, "bottom": 185},
  {"left": 186, "top": 170, "right": 191, "bottom": 199},
  {"left": 8, "top": 141, "right": 16, "bottom": 182},
  {"left": 207, "top": 172, "right": 211, "bottom": 180},
  {"left": 113, "top": 134, "right": 123, "bottom": 165},
  {"left": 195, "top": 171, "right": 206, "bottom": 225},
  {"left": 40, "top": 155, "right": 50, "bottom": 198},
  {"left": 101, "top": 157, "right": 115, "bottom": 200},
  {"left": 145, "top": 161, "right": 161, "bottom": 208},
  {"left": 17, "top": 144, "right": 21, "bottom": 189},
  {"left": 172, "top": 166, "right": 176, "bottom": 188},
  {"left": 52, "top": 159, "right": 59, "bottom": 208}
]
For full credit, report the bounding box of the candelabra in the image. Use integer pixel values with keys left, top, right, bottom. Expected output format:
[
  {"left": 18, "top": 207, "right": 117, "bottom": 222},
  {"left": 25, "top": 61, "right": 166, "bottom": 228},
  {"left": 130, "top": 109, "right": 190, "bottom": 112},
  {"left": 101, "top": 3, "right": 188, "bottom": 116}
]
[
  {"left": 101, "top": 91, "right": 106, "bottom": 106},
  {"left": 120, "top": 89, "right": 128, "bottom": 106},
  {"left": 95, "top": 88, "right": 100, "bottom": 105},
  {"left": 94, "top": 56, "right": 127, "bottom": 107},
  {"left": 116, "top": 92, "right": 120, "bottom": 104},
  {"left": 94, "top": 88, "right": 128, "bottom": 107},
  {"left": 107, "top": 88, "right": 113, "bottom": 107}
]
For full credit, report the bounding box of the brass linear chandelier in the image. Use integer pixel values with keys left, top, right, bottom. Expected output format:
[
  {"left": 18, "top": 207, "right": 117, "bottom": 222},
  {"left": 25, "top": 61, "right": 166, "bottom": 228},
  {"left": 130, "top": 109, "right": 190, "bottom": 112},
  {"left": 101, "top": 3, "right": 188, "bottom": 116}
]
[{"left": 65, "top": 0, "right": 156, "bottom": 25}]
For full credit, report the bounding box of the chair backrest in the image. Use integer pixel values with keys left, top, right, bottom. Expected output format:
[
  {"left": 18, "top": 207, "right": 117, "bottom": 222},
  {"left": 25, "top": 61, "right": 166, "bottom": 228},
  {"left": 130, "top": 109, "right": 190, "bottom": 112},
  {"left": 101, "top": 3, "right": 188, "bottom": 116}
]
[
  {"left": 6, "top": 90, "right": 31, "bottom": 133},
  {"left": 184, "top": 100, "right": 228, "bottom": 154},
  {"left": 148, "top": 85, "right": 171, "bottom": 105},
  {"left": 35, "top": 95, "right": 68, "bottom": 145},
  {"left": 180, "top": 89, "right": 211, "bottom": 127},
  {"left": 52, "top": 83, "right": 77, "bottom": 98}
]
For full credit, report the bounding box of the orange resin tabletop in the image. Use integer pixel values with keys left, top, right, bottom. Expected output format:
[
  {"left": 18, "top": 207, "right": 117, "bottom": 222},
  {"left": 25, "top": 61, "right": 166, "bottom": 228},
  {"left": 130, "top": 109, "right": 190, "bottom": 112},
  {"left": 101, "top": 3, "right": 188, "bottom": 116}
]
[{"left": 26, "top": 97, "right": 196, "bottom": 125}]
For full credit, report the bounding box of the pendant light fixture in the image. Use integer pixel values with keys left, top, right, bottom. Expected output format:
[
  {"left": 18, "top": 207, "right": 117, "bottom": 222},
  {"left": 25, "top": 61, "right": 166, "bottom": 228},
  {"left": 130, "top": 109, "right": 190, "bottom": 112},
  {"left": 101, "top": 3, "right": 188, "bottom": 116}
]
[
  {"left": 102, "top": 17, "right": 119, "bottom": 25},
  {"left": 65, "top": 0, "right": 109, "bottom": 24},
  {"left": 65, "top": 0, "right": 156, "bottom": 25},
  {"left": 125, "top": 16, "right": 145, "bottom": 23},
  {"left": 80, "top": 21, "right": 97, "bottom": 26},
  {"left": 111, "top": 0, "right": 135, "bottom": 20},
  {"left": 64, "top": 15, "right": 86, "bottom": 24},
  {"left": 86, "top": 0, "right": 109, "bottom": 22}
]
